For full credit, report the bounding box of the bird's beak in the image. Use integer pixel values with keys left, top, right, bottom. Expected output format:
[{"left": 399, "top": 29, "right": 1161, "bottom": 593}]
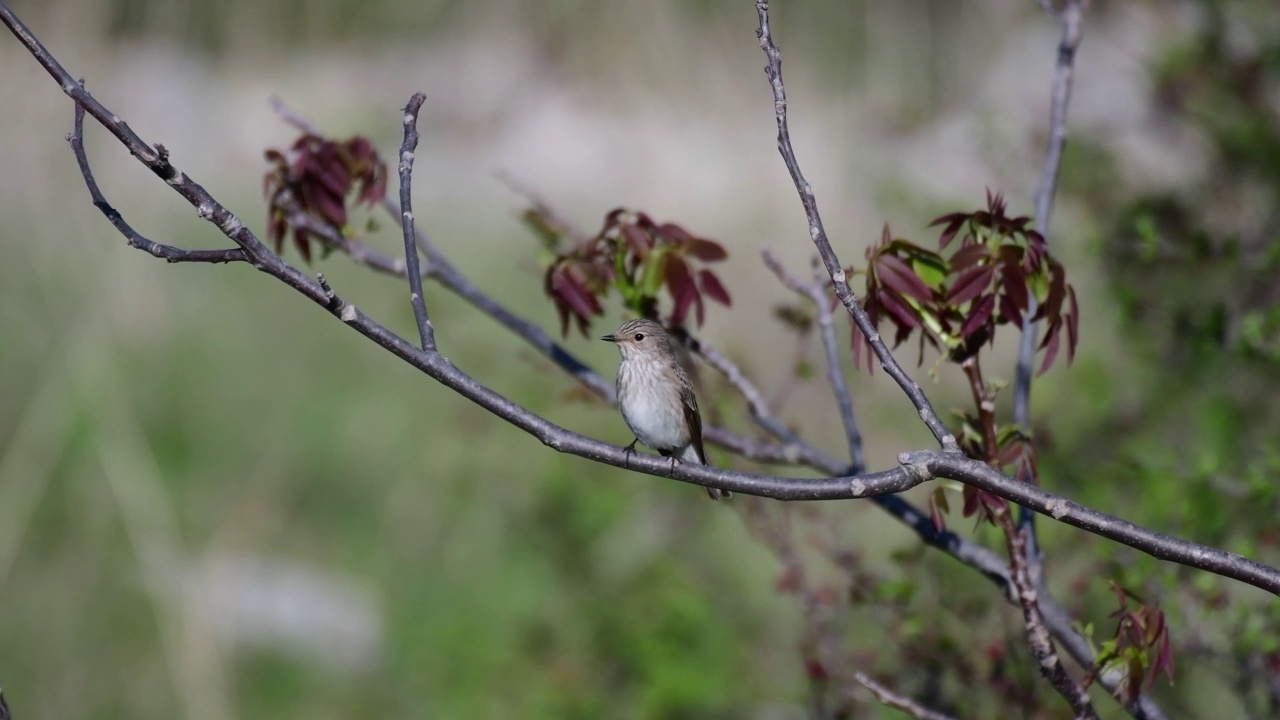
[{"left": 600, "top": 334, "right": 617, "bottom": 343}]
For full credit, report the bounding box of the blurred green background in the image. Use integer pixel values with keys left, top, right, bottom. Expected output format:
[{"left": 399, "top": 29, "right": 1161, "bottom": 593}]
[{"left": 3, "top": 0, "right": 1280, "bottom": 717}]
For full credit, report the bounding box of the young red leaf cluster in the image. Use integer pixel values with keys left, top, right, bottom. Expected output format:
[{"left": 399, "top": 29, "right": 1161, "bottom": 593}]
[
  {"left": 850, "top": 191, "right": 1079, "bottom": 375},
  {"left": 1101, "top": 581, "right": 1175, "bottom": 704},
  {"left": 538, "top": 208, "right": 731, "bottom": 337},
  {"left": 263, "top": 134, "right": 389, "bottom": 262}
]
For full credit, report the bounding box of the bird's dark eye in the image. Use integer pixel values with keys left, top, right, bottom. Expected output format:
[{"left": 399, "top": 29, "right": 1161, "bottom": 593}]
[{"left": 634, "top": 333, "right": 645, "bottom": 341}]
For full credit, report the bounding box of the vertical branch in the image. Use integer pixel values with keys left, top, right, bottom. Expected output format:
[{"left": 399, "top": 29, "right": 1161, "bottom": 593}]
[
  {"left": 1016, "top": 0, "right": 1085, "bottom": 531},
  {"left": 754, "top": 0, "right": 960, "bottom": 456},
  {"left": 762, "top": 250, "right": 865, "bottom": 472},
  {"left": 995, "top": 508, "right": 1098, "bottom": 719},
  {"left": 397, "top": 93, "right": 435, "bottom": 351},
  {"left": 809, "top": 258, "right": 865, "bottom": 471}
]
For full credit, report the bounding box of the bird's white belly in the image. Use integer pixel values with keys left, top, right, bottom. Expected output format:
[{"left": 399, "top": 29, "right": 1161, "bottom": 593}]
[{"left": 620, "top": 380, "right": 686, "bottom": 450}]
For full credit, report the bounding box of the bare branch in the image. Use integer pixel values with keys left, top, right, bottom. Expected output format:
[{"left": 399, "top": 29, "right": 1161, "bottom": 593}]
[
  {"left": 761, "top": 250, "right": 865, "bottom": 471},
  {"left": 1016, "top": 0, "right": 1086, "bottom": 529},
  {"left": 269, "top": 94, "right": 320, "bottom": 135},
  {"left": 681, "top": 332, "right": 804, "bottom": 445},
  {"left": 754, "top": 0, "right": 959, "bottom": 455},
  {"left": 900, "top": 450, "right": 1280, "bottom": 594},
  {"left": 852, "top": 672, "right": 957, "bottom": 720},
  {"left": 396, "top": 93, "right": 435, "bottom": 351},
  {"left": 68, "top": 102, "right": 245, "bottom": 265}
]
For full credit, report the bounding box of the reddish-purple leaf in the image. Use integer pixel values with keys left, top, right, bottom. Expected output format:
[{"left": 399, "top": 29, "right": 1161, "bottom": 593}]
[
  {"left": 698, "top": 269, "right": 732, "bottom": 305},
  {"left": 664, "top": 253, "right": 695, "bottom": 297},
  {"left": 928, "top": 488, "right": 949, "bottom": 533},
  {"left": 554, "top": 269, "right": 601, "bottom": 321},
  {"left": 961, "top": 294, "right": 996, "bottom": 338},
  {"left": 999, "top": 292, "right": 1024, "bottom": 329},
  {"left": 554, "top": 295, "right": 571, "bottom": 337},
  {"left": 318, "top": 163, "right": 351, "bottom": 198},
  {"left": 949, "top": 243, "right": 990, "bottom": 273},
  {"left": 1038, "top": 321, "right": 1062, "bottom": 376},
  {"left": 878, "top": 290, "right": 922, "bottom": 333},
  {"left": 928, "top": 211, "right": 969, "bottom": 228},
  {"left": 684, "top": 236, "right": 729, "bottom": 261},
  {"left": 1066, "top": 286, "right": 1079, "bottom": 364},
  {"left": 1153, "top": 632, "right": 1175, "bottom": 685},
  {"left": 665, "top": 255, "right": 698, "bottom": 325},
  {"left": 947, "top": 265, "right": 994, "bottom": 305},
  {"left": 849, "top": 318, "right": 874, "bottom": 373},
  {"left": 1044, "top": 262, "right": 1067, "bottom": 319},
  {"left": 357, "top": 166, "right": 388, "bottom": 205},
  {"left": 622, "top": 224, "right": 652, "bottom": 256},
  {"left": 658, "top": 222, "right": 692, "bottom": 244},
  {"left": 876, "top": 254, "right": 933, "bottom": 304},
  {"left": 962, "top": 485, "right": 981, "bottom": 518},
  {"left": 267, "top": 212, "right": 286, "bottom": 245},
  {"left": 1001, "top": 261, "right": 1029, "bottom": 311},
  {"left": 939, "top": 218, "right": 965, "bottom": 248},
  {"left": 671, "top": 282, "right": 697, "bottom": 326},
  {"left": 293, "top": 228, "right": 313, "bottom": 264}
]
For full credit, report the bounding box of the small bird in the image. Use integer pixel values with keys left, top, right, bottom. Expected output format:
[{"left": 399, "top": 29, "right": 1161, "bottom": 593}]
[{"left": 602, "top": 318, "right": 730, "bottom": 500}]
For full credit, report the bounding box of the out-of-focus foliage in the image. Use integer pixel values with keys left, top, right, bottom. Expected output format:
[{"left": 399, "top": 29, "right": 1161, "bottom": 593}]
[
  {"left": 264, "top": 134, "right": 388, "bottom": 262},
  {"left": 536, "top": 208, "right": 731, "bottom": 336},
  {"left": 849, "top": 192, "right": 1077, "bottom": 374},
  {"left": 1042, "top": 0, "right": 1280, "bottom": 715}
]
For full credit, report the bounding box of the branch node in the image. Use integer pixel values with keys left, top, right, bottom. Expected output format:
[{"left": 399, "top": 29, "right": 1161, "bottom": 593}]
[
  {"left": 897, "top": 452, "right": 934, "bottom": 483},
  {"left": 317, "top": 272, "right": 335, "bottom": 300},
  {"left": 339, "top": 303, "right": 358, "bottom": 324}
]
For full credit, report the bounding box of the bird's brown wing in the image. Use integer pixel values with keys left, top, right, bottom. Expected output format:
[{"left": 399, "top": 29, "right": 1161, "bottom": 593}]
[{"left": 677, "top": 369, "right": 707, "bottom": 465}]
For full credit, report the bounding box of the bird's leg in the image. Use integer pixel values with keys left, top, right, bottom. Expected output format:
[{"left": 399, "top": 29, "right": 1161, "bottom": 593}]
[
  {"left": 623, "top": 438, "right": 639, "bottom": 468},
  {"left": 656, "top": 448, "right": 678, "bottom": 475}
]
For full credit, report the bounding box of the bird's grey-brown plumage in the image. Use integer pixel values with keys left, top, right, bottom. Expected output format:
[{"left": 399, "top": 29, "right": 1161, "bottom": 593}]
[{"left": 602, "top": 318, "right": 730, "bottom": 500}]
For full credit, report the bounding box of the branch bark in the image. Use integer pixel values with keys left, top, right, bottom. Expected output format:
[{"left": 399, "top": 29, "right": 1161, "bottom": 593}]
[
  {"left": 753, "top": 0, "right": 960, "bottom": 456},
  {"left": 396, "top": 92, "right": 436, "bottom": 351}
]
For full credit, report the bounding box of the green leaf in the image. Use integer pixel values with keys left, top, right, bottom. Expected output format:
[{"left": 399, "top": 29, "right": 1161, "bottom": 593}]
[
  {"left": 911, "top": 253, "right": 949, "bottom": 289},
  {"left": 639, "top": 245, "right": 670, "bottom": 299}
]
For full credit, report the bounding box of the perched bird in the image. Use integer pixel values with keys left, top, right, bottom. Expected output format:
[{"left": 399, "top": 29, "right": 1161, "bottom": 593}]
[{"left": 602, "top": 318, "right": 730, "bottom": 500}]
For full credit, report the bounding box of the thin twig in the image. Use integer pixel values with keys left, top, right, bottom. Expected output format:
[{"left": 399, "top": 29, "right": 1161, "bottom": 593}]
[
  {"left": 809, "top": 259, "right": 865, "bottom": 471},
  {"left": 68, "top": 101, "right": 245, "bottom": 265},
  {"left": 396, "top": 93, "right": 435, "bottom": 351},
  {"left": 277, "top": 189, "right": 410, "bottom": 278},
  {"left": 754, "top": 0, "right": 959, "bottom": 455},
  {"left": 852, "top": 672, "right": 957, "bottom": 720},
  {"left": 761, "top": 250, "right": 865, "bottom": 471},
  {"left": 1016, "top": 0, "right": 1085, "bottom": 535},
  {"left": 682, "top": 333, "right": 803, "bottom": 445}
]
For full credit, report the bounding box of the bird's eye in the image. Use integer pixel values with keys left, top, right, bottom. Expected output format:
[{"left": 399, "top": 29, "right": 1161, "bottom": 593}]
[{"left": 634, "top": 333, "right": 645, "bottom": 341}]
